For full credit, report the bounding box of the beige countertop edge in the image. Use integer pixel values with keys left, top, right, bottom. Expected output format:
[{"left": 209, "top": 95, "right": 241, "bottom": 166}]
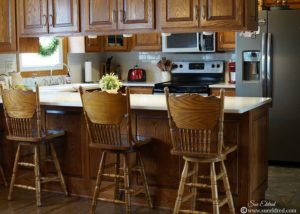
[
  {"left": 36, "top": 93, "right": 272, "bottom": 114},
  {"left": 121, "top": 81, "right": 156, "bottom": 87},
  {"left": 209, "top": 83, "right": 236, "bottom": 89}
]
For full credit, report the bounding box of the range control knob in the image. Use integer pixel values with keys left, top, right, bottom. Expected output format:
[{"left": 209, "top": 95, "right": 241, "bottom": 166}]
[
  {"left": 217, "top": 64, "right": 220, "bottom": 68},
  {"left": 212, "top": 64, "right": 215, "bottom": 68},
  {"left": 174, "top": 64, "right": 178, "bottom": 69},
  {"left": 179, "top": 64, "right": 183, "bottom": 68}
]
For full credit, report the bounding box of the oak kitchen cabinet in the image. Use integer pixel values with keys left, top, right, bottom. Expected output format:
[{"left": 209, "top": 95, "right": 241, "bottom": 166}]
[
  {"left": 132, "top": 33, "right": 161, "bottom": 51},
  {"left": 103, "top": 35, "right": 131, "bottom": 51},
  {"left": 217, "top": 32, "right": 236, "bottom": 51},
  {"left": 0, "top": 0, "right": 17, "bottom": 52},
  {"left": 211, "top": 88, "right": 236, "bottom": 97},
  {"left": 18, "top": 0, "right": 80, "bottom": 36},
  {"left": 84, "top": 0, "right": 155, "bottom": 33},
  {"left": 85, "top": 36, "right": 103, "bottom": 52},
  {"left": 160, "top": 0, "right": 257, "bottom": 32}
]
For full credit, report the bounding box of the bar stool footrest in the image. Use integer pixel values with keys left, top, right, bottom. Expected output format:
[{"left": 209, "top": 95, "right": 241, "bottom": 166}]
[
  {"left": 14, "top": 184, "right": 36, "bottom": 191},
  {"left": 97, "top": 197, "right": 126, "bottom": 204},
  {"left": 40, "top": 176, "right": 60, "bottom": 183},
  {"left": 17, "top": 162, "right": 35, "bottom": 167}
]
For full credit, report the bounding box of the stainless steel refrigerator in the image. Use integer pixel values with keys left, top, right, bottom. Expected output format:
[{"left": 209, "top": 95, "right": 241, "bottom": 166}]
[{"left": 236, "top": 10, "right": 300, "bottom": 162}]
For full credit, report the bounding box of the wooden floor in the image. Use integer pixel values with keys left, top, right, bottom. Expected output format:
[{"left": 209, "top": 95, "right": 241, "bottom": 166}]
[
  {"left": 0, "top": 166, "right": 299, "bottom": 214},
  {"left": 0, "top": 187, "right": 172, "bottom": 214}
]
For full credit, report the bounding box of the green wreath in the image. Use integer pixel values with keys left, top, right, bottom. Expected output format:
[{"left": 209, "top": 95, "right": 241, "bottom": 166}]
[{"left": 39, "top": 37, "right": 59, "bottom": 57}]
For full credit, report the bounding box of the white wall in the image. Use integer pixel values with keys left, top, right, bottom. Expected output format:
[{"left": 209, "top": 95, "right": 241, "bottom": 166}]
[{"left": 67, "top": 53, "right": 105, "bottom": 83}]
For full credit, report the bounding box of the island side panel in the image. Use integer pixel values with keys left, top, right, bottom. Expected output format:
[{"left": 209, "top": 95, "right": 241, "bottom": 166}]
[{"left": 0, "top": 103, "right": 270, "bottom": 210}]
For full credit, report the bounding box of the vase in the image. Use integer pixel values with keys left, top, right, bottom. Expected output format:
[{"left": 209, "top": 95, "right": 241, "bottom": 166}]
[{"left": 161, "top": 72, "right": 171, "bottom": 82}]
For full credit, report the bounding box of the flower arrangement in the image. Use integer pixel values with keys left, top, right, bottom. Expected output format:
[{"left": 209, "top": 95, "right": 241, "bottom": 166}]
[{"left": 99, "top": 73, "right": 122, "bottom": 91}]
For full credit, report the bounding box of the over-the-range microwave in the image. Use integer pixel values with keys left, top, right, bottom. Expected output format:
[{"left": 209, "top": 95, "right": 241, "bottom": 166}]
[{"left": 162, "top": 32, "right": 216, "bottom": 53}]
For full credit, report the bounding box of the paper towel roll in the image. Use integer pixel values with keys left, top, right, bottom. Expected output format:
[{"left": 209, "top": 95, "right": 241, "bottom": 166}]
[{"left": 85, "top": 61, "right": 92, "bottom": 82}]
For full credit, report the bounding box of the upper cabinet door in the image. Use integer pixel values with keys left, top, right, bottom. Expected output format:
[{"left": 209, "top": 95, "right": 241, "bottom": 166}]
[
  {"left": 18, "top": 0, "right": 48, "bottom": 36},
  {"left": 199, "top": 0, "right": 244, "bottom": 29},
  {"left": 0, "top": 0, "right": 16, "bottom": 52},
  {"left": 84, "top": 0, "right": 117, "bottom": 32},
  {"left": 117, "top": 0, "right": 154, "bottom": 30},
  {"left": 48, "top": 0, "right": 80, "bottom": 33},
  {"left": 160, "top": 0, "right": 199, "bottom": 29}
]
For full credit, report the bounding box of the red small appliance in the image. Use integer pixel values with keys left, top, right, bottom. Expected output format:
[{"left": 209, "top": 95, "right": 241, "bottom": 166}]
[{"left": 127, "top": 65, "right": 146, "bottom": 82}]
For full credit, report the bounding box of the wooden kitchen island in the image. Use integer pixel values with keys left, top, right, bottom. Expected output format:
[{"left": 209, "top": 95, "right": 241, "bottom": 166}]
[{"left": 0, "top": 90, "right": 272, "bottom": 211}]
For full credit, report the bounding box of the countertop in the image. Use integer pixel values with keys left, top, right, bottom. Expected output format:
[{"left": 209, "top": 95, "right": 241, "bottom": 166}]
[
  {"left": 121, "top": 81, "right": 156, "bottom": 87},
  {"left": 37, "top": 91, "right": 271, "bottom": 114},
  {"left": 39, "top": 82, "right": 155, "bottom": 92},
  {"left": 209, "top": 83, "right": 236, "bottom": 89}
]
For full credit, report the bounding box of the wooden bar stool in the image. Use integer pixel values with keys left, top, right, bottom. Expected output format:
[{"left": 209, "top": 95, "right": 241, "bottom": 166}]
[
  {"left": 165, "top": 88, "right": 237, "bottom": 214},
  {"left": 79, "top": 87, "right": 153, "bottom": 214},
  {"left": 0, "top": 85, "right": 68, "bottom": 206}
]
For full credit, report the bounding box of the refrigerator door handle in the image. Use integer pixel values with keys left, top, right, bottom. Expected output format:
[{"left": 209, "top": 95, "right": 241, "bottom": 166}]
[
  {"left": 261, "top": 33, "right": 267, "bottom": 97},
  {"left": 267, "top": 33, "right": 272, "bottom": 98}
]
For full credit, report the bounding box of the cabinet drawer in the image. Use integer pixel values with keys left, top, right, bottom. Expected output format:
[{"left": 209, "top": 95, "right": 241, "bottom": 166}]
[
  {"left": 211, "top": 88, "right": 236, "bottom": 97},
  {"left": 128, "top": 87, "right": 153, "bottom": 94}
]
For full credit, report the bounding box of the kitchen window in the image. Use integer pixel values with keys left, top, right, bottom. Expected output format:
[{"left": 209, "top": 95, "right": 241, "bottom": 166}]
[{"left": 19, "top": 37, "right": 64, "bottom": 72}]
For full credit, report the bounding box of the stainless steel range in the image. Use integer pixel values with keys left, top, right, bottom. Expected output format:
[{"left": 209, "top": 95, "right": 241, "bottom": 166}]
[{"left": 153, "top": 61, "right": 224, "bottom": 95}]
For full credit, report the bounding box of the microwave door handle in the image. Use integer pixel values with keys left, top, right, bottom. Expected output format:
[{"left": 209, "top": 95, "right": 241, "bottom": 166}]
[{"left": 199, "top": 34, "right": 204, "bottom": 51}]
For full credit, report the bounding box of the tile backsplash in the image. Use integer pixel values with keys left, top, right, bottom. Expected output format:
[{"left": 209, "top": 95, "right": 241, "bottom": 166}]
[
  {"left": 104, "top": 52, "right": 236, "bottom": 83},
  {"left": 0, "top": 51, "right": 235, "bottom": 85},
  {"left": 0, "top": 54, "right": 17, "bottom": 75}
]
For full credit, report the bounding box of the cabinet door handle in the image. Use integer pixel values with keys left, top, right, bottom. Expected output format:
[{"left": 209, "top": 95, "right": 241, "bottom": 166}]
[
  {"left": 220, "top": 34, "right": 223, "bottom": 44},
  {"left": 49, "top": 14, "right": 54, "bottom": 26},
  {"left": 112, "top": 10, "right": 117, "bottom": 23},
  {"left": 42, "top": 15, "right": 48, "bottom": 27},
  {"left": 201, "top": 5, "right": 207, "bottom": 20},
  {"left": 119, "top": 10, "right": 126, "bottom": 23},
  {"left": 194, "top": 5, "right": 199, "bottom": 20}
]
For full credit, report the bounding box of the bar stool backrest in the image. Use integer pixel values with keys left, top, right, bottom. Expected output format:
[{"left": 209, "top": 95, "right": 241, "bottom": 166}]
[
  {"left": 165, "top": 88, "right": 225, "bottom": 155},
  {"left": 0, "top": 85, "right": 42, "bottom": 139},
  {"left": 79, "top": 87, "right": 132, "bottom": 149}
]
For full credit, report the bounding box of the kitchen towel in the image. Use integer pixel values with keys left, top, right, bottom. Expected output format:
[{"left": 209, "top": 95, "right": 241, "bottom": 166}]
[{"left": 85, "top": 61, "right": 92, "bottom": 82}]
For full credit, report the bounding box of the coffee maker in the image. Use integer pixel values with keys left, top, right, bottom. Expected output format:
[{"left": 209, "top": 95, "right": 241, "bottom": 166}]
[{"left": 243, "top": 51, "right": 261, "bottom": 81}]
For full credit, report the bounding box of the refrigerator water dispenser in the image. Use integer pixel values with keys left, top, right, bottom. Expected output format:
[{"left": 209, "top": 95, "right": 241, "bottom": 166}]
[{"left": 243, "top": 51, "right": 261, "bottom": 81}]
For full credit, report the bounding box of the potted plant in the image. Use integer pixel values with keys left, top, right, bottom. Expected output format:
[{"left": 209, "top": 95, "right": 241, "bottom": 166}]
[{"left": 99, "top": 73, "right": 122, "bottom": 93}]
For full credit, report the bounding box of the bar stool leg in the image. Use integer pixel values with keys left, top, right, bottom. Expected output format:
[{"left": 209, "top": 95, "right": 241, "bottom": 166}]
[
  {"left": 173, "top": 159, "right": 189, "bottom": 214},
  {"left": 114, "top": 153, "right": 120, "bottom": 200},
  {"left": 0, "top": 164, "right": 8, "bottom": 187},
  {"left": 123, "top": 153, "right": 131, "bottom": 214},
  {"left": 34, "top": 144, "right": 42, "bottom": 207},
  {"left": 8, "top": 144, "right": 21, "bottom": 201},
  {"left": 49, "top": 143, "right": 68, "bottom": 196},
  {"left": 191, "top": 162, "right": 199, "bottom": 211},
  {"left": 210, "top": 162, "right": 219, "bottom": 214},
  {"left": 137, "top": 151, "right": 153, "bottom": 208},
  {"left": 90, "top": 151, "right": 107, "bottom": 214},
  {"left": 221, "top": 161, "right": 235, "bottom": 214}
]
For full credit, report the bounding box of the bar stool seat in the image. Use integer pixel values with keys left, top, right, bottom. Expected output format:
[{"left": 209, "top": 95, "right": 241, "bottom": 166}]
[
  {"left": 165, "top": 88, "right": 236, "bottom": 214},
  {"left": 80, "top": 87, "right": 153, "bottom": 214},
  {"left": 6, "top": 129, "right": 65, "bottom": 142},
  {"left": 0, "top": 85, "right": 68, "bottom": 207}
]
